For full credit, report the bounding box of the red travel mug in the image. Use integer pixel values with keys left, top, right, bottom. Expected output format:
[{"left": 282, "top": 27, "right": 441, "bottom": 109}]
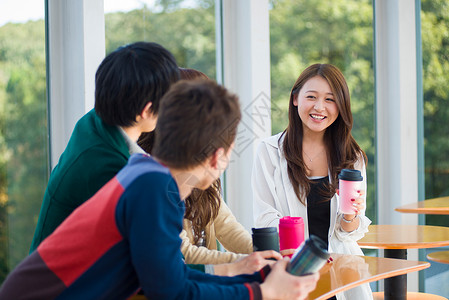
[{"left": 279, "top": 216, "right": 304, "bottom": 257}]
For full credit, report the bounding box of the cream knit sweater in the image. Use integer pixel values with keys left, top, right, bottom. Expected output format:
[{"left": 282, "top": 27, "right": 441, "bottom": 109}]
[{"left": 180, "top": 199, "right": 253, "bottom": 264}]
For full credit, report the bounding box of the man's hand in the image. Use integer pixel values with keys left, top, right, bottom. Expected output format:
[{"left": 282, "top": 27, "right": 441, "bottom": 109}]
[
  {"left": 214, "top": 250, "right": 282, "bottom": 276},
  {"left": 260, "top": 257, "right": 319, "bottom": 300}
]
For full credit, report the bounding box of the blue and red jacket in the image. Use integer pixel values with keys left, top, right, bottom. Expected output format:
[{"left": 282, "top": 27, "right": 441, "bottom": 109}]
[{"left": 0, "top": 154, "right": 268, "bottom": 300}]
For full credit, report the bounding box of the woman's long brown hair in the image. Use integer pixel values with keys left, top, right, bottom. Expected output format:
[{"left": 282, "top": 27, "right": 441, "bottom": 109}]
[
  {"left": 283, "top": 64, "right": 367, "bottom": 204},
  {"left": 138, "top": 67, "right": 221, "bottom": 245}
]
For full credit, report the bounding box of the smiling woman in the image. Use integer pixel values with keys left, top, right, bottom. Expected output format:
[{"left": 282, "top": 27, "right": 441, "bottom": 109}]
[
  {"left": 293, "top": 75, "right": 339, "bottom": 137},
  {"left": 268, "top": 0, "right": 376, "bottom": 237},
  {"left": 252, "top": 63, "right": 372, "bottom": 300}
]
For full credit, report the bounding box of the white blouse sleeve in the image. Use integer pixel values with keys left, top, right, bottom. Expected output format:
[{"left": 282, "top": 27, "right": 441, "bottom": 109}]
[{"left": 252, "top": 141, "right": 284, "bottom": 228}]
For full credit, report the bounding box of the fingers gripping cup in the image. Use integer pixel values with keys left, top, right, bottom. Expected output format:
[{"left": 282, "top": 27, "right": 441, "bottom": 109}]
[
  {"left": 338, "top": 169, "right": 363, "bottom": 214},
  {"left": 279, "top": 217, "right": 304, "bottom": 257},
  {"left": 252, "top": 227, "right": 280, "bottom": 252}
]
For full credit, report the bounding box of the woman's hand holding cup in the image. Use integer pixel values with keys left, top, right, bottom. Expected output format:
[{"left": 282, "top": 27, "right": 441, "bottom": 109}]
[
  {"left": 337, "top": 169, "right": 364, "bottom": 231},
  {"left": 342, "top": 189, "right": 365, "bottom": 220}
]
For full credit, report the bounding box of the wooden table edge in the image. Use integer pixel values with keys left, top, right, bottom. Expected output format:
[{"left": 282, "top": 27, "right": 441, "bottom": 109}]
[
  {"left": 358, "top": 240, "right": 449, "bottom": 249},
  {"left": 427, "top": 256, "right": 448, "bottom": 264},
  {"left": 358, "top": 224, "right": 449, "bottom": 249},
  {"left": 427, "top": 251, "right": 449, "bottom": 264},
  {"left": 395, "top": 207, "right": 449, "bottom": 215},
  {"left": 311, "top": 260, "right": 430, "bottom": 300}
]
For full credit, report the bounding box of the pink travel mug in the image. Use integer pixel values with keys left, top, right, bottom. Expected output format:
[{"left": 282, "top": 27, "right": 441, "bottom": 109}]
[
  {"left": 338, "top": 169, "right": 363, "bottom": 214},
  {"left": 279, "top": 216, "right": 304, "bottom": 257}
]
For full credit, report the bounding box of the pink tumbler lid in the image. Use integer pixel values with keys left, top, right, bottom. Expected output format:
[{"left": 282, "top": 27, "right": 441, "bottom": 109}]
[
  {"left": 279, "top": 216, "right": 304, "bottom": 225},
  {"left": 279, "top": 216, "right": 305, "bottom": 255}
]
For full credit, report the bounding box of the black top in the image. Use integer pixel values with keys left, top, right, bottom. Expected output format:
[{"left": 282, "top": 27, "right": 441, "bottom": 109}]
[{"left": 307, "top": 176, "right": 331, "bottom": 248}]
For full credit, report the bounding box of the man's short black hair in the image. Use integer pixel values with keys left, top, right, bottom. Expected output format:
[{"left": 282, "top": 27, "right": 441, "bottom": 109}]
[{"left": 95, "top": 42, "right": 179, "bottom": 127}]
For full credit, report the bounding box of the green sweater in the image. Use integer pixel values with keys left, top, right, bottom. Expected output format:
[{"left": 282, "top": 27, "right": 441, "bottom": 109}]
[{"left": 30, "top": 109, "right": 130, "bottom": 252}]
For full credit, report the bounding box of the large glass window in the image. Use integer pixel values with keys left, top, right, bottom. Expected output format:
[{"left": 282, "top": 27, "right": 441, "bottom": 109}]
[
  {"left": 421, "top": 1, "right": 449, "bottom": 225},
  {"left": 0, "top": 1, "right": 47, "bottom": 281},
  {"left": 104, "top": 0, "right": 216, "bottom": 78},
  {"left": 421, "top": 0, "right": 449, "bottom": 295},
  {"left": 269, "top": 0, "right": 376, "bottom": 223}
]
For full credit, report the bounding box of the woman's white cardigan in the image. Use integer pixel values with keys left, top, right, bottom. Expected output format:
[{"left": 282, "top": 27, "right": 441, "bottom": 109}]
[{"left": 252, "top": 133, "right": 372, "bottom": 300}]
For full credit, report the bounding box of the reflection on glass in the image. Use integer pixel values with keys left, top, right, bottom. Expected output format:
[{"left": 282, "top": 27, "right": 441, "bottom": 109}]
[
  {"left": 330, "top": 254, "right": 371, "bottom": 299},
  {"left": 332, "top": 254, "right": 370, "bottom": 285},
  {"left": 0, "top": 1, "right": 47, "bottom": 282},
  {"left": 268, "top": 1, "right": 376, "bottom": 225},
  {"left": 421, "top": 0, "right": 449, "bottom": 296},
  {"left": 104, "top": 0, "right": 216, "bottom": 78}
]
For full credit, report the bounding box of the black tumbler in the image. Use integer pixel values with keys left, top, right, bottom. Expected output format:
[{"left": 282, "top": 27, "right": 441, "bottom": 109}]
[
  {"left": 252, "top": 227, "right": 280, "bottom": 252},
  {"left": 287, "top": 235, "right": 330, "bottom": 276}
]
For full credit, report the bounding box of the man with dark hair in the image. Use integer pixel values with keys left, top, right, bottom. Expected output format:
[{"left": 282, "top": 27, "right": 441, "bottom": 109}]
[
  {"left": 30, "top": 42, "right": 180, "bottom": 252},
  {"left": 2, "top": 80, "right": 320, "bottom": 299}
]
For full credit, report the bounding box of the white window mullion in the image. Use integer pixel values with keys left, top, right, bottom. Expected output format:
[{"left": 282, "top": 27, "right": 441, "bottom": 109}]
[
  {"left": 47, "top": 0, "right": 105, "bottom": 169},
  {"left": 221, "top": 0, "right": 271, "bottom": 230}
]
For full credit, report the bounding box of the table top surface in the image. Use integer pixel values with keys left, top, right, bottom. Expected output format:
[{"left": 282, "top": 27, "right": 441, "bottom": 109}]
[
  {"left": 307, "top": 253, "right": 430, "bottom": 300},
  {"left": 357, "top": 225, "right": 449, "bottom": 249},
  {"left": 395, "top": 197, "right": 449, "bottom": 215},
  {"left": 427, "top": 250, "right": 449, "bottom": 264}
]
